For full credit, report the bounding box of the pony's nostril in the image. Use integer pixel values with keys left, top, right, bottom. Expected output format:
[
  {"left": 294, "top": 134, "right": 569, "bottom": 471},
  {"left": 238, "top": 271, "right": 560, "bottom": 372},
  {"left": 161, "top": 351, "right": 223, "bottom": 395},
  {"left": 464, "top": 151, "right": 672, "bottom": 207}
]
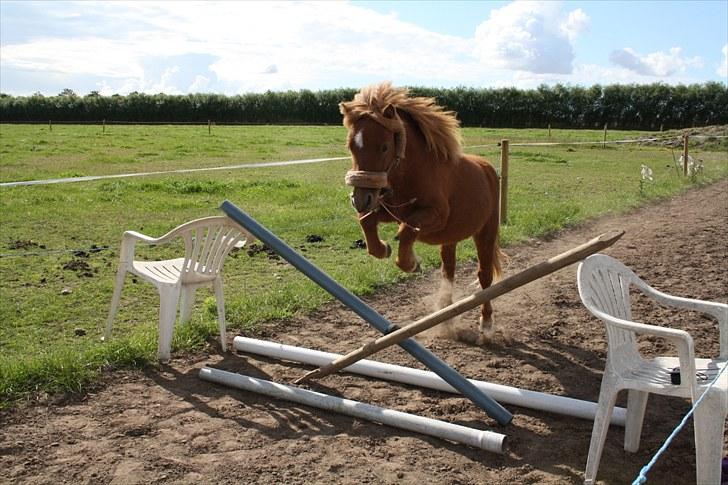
[
  {"left": 365, "top": 193, "right": 373, "bottom": 209},
  {"left": 350, "top": 192, "right": 356, "bottom": 208}
]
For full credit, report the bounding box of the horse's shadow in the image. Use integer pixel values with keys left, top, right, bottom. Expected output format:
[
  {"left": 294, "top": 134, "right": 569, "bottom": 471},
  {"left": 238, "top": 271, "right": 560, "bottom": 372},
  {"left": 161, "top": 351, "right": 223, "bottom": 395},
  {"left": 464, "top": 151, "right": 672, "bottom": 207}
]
[{"left": 478, "top": 337, "right": 607, "bottom": 402}]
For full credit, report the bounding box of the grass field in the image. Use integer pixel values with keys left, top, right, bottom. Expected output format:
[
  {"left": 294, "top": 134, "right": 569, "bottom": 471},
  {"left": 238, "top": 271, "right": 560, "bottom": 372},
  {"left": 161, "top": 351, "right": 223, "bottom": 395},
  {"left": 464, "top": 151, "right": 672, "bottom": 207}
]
[{"left": 1, "top": 123, "right": 726, "bottom": 406}]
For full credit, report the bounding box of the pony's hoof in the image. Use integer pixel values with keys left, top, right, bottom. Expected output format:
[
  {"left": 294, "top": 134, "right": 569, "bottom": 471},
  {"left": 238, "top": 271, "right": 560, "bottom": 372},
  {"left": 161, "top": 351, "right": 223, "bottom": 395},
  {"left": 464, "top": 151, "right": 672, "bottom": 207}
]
[
  {"left": 479, "top": 315, "right": 495, "bottom": 334},
  {"left": 368, "top": 242, "right": 391, "bottom": 259},
  {"left": 397, "top": 256, "right": 421, "bottom": 273}
]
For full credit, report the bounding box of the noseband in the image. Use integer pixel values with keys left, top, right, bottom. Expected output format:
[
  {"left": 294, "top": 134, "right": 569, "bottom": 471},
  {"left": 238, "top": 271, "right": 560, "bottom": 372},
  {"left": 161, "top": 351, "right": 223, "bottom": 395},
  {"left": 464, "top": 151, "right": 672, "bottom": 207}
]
[{"left": 344, "top": 170, "right": 389, "bottom": 189}]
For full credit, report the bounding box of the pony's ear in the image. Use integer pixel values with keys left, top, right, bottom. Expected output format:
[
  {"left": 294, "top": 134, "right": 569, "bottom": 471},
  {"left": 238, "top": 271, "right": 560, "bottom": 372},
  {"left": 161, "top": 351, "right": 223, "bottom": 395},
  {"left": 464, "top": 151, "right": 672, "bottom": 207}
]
[
  {"left": 382, "top": 104, "right": 396, "bottom": 119},
  {"left": 339, "top": 102, "right": 350, "bottom": 116}
]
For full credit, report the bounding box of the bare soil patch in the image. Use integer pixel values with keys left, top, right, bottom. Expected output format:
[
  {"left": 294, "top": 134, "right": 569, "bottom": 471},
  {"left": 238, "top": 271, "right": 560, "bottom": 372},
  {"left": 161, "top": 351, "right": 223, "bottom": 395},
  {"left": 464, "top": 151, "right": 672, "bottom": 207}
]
[{"left": 2, "top": 180, "right": 727, "bottom": 485}]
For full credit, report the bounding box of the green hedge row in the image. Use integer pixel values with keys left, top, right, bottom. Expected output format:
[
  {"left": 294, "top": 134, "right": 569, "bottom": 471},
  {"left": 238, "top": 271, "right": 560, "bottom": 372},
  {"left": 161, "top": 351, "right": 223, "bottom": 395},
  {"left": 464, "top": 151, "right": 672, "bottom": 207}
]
[{"left": 1, "top": 83, "right": 726, "bottom": 129}]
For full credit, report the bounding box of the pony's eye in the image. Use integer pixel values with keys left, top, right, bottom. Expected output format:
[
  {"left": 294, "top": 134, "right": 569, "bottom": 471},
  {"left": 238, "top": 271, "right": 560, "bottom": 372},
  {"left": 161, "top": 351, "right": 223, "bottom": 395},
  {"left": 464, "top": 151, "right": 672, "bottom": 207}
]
[{"left": 380, "top": 143, "right": 389, "bottom": 153}]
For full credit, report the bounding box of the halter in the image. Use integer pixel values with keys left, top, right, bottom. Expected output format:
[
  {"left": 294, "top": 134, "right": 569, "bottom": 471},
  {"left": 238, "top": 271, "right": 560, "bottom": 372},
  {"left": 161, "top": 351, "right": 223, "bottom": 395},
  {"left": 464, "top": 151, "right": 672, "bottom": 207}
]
[
  {"left": 344, "top": 110, "right": 406, "bottom": 191},
  {"left": 343, "top": 110, "right": 418, "bottom": 231}
]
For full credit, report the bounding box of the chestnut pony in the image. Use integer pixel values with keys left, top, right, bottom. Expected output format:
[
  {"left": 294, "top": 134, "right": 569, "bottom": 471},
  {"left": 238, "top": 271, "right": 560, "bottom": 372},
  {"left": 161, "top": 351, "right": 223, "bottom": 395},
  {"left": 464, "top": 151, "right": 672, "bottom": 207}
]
[{"left": 340, "top": 82, "right": 502, "bottom": 339}]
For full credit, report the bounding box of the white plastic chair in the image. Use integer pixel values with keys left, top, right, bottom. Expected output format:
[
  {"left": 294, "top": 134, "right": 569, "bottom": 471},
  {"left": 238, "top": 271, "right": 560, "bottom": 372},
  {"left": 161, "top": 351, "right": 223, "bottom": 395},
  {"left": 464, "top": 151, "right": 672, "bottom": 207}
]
[
  {"left": 577, "top": 254, "right": 727, "bottom": 485},
  {"left": 105, "top": 216, "right": 253, "bottom": 361}
]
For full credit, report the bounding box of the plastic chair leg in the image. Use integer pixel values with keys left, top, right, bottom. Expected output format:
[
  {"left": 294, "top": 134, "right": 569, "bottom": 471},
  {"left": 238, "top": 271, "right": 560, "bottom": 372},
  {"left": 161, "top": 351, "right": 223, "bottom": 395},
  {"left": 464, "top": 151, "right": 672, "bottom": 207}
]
[
  {"left": 213, "top": 278, "right": 226, "bottom": 352},
  {"left": 179, "top": 285, "right": 197, "bottom": 324},
  {"left": 584, "top": 373, "right": 620, "bottom": 485},
  {"left": 693, "top": 388, "right": 727, "bottom": 485},
  {"left": 157, "top": 285, "right": 181, "bottom": 362},
  {"left": 104, "top": 268, "right": 127, "bottom": 340},
  {"left": 624, "top": 389, "right": 649, "bottom": 453}
]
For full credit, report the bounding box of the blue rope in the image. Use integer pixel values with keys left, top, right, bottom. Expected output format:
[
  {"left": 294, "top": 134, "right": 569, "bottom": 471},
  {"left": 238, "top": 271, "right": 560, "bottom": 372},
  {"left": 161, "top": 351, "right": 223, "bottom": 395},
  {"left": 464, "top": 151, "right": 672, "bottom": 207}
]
[{"left": 632, "top": 362, "right": 727, "bottom": 484}]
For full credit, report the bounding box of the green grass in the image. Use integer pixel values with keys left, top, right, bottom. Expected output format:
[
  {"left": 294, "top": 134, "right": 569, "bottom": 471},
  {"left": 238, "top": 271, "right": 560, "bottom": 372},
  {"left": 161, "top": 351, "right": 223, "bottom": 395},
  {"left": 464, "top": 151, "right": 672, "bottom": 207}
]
[{"left": 1, "top": 123, "right": 726, "bottom": 407}]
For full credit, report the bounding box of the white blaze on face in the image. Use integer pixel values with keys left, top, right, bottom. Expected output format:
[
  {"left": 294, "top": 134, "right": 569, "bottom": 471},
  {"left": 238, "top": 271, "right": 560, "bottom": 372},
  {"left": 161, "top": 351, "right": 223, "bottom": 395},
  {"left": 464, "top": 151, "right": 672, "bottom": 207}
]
[{"left": 353, "top": 128, "right": 365, "bottom": 150}]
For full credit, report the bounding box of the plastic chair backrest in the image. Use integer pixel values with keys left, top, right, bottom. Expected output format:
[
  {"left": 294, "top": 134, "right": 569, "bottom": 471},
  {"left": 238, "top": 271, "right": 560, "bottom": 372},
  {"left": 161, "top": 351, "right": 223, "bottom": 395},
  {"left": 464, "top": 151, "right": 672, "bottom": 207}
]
[
  {"left": 167, "top": 216, "right": 248, "bottom": 283},
  {"left": 577, "top": 254, "right": 654, "bottom": 371}
]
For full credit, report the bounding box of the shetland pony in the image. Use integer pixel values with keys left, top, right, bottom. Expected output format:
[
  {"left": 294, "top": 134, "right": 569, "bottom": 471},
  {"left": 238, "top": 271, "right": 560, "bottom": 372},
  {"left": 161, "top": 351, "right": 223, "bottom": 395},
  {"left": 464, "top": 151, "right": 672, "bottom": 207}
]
[{"left": 340, "top": 82, "right": 502, "bottom": 340}]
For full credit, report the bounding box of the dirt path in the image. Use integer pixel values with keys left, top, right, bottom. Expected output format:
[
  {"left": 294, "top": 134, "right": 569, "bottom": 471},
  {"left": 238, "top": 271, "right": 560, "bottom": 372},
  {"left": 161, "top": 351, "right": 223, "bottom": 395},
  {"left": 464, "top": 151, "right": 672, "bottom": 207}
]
[{"left": 2, "top": 180, "right": 727, "bottom": 485}]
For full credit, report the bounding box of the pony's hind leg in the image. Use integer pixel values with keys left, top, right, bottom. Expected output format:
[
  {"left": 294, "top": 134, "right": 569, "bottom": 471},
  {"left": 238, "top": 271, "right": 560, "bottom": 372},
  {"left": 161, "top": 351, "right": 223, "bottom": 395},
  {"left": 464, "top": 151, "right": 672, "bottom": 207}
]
[
  {"left": 437, "top": 243, "right": 457, "bottom": 309},
  {"left": 424, "top": 243, "right": 456, "bottom": 339},
  {"left": 474, "top": 224, "right": 500, "bottom": 338}
]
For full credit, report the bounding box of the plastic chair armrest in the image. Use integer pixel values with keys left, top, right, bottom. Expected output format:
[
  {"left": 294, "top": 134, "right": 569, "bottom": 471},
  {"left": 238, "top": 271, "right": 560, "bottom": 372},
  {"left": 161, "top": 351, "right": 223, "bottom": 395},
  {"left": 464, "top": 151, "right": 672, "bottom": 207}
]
[
  {"left": 119, "top": 230, "right": 168, "bottom": 263},
  {"left": 596, "top": 308, "right": 691, "bottom": 340},
  {"left": 638, "top": 285, "right": 728, "bottom": 359},
  {"left": 642, "top": 285, "right": 726, "bottom": 320},
  {"left": 603, "top": 312, "right": 698, "bottom": 392}
]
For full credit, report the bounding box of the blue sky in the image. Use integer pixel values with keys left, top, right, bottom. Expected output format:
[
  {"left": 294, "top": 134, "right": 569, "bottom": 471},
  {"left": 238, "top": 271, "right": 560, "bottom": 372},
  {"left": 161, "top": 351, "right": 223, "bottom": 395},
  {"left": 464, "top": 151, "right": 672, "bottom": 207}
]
[{"left": 1, "top": 1, "right": 726, "bottom": 96}]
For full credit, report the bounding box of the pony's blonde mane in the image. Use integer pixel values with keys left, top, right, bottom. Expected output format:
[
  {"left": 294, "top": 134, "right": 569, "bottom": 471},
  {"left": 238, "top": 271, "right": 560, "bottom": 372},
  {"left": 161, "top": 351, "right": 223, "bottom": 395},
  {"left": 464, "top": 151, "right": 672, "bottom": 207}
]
[{"left": 340, "top": 82, "right": 462, "bottom": 162}]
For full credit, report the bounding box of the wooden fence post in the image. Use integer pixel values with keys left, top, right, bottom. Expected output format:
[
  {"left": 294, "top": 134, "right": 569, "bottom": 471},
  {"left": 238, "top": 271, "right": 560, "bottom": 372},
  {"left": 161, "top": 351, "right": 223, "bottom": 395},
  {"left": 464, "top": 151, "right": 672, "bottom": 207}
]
[
  {"left": 208, "top": 120, "right": 211, "bottom": 135},
  {"left": 499, "top": 139, "right": 509, "bottom": 225},
  {"left": 103, "top": 119, "right": 106, "bottom": 133},
  {"left": 683, "top": 134, "right": 689, "bottom": 176},
  {"left": 603, "top": 123, "right": 607, "bottom": 148},
  {"left": 49, "top": 120, "right": 52, "bottom": 132},
  {"left": 548, "top": 124, "right": 551, "bottom": 138}
]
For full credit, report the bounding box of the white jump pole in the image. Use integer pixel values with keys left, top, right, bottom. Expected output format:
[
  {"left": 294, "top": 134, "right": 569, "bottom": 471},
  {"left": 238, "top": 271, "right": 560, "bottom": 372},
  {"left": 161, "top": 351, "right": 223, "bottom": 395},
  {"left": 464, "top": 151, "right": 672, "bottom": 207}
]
[
  {"left": 234, "top": 337, "right": 627, "bottom": 427},
  {"left": 199, "top": 367, "right": 506, "bottom": 453}
]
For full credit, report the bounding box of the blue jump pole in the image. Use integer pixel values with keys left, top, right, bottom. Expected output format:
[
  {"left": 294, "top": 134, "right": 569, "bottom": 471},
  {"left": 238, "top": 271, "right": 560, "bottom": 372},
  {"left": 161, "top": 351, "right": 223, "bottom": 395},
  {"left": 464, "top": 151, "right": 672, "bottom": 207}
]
[{"left": 220, "top": 200, "right": 513, "bottom": 426}]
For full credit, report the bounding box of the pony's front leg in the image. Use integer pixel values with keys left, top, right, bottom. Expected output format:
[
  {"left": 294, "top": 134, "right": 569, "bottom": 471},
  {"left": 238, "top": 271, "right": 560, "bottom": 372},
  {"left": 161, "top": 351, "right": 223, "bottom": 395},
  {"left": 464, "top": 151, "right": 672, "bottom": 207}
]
[
  {"left": 395, "top": 224, "right": 421, "bottom": 273},
  {"left": 359, "top": 213, "right": 391, "bottom": 259}
]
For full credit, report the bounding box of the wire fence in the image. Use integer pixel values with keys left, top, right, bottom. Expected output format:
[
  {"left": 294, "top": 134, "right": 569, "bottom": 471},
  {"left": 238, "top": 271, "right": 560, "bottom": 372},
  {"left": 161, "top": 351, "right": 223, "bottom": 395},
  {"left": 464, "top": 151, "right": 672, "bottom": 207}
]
[
  {"left": 4, "top": 133, "right": 712, "bottom": 188},
  {"left": 0, "top": 156, "right": 350, "bottom": 188},
  {"left": 1, "top": 132, "right": 722, "bottom": 258}
]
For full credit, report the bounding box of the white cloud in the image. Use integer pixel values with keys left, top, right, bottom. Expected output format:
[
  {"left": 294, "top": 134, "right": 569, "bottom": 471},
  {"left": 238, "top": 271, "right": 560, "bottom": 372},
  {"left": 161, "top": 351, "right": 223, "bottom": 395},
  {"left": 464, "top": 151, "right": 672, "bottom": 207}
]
[
  {"left": 151, "top": 66, "right": 181, "bottom": 94},
  {"left": 1, "top": 37, "right": 144, "bottom": 78},
  {"left": 719, "top": 44, "right": 728, "bottom": 78},
  {"left": 188, "top": 75, "right": 210, "bottom": 92},
  {"left": 0, "top": 0, "right": 718, "bottom": 95},
  {"left": 0, "top": 1, "right": 478, "bottom": 94},
  {"left": 473, "top": 1, "right": 589, "bottom": 74},
  {"left": 509, "top": 61, "right": 710, "bottom": 90},
  {"left": 562, "top": 8, "right": 589, "bottom": 43},
  {"left": 609, "top": 47, "right": 702, "bottom": 77}
]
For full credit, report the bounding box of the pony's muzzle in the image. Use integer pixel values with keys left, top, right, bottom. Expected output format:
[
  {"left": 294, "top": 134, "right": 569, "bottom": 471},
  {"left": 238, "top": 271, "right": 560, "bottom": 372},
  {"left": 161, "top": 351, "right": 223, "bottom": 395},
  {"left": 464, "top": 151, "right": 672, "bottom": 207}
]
[
  {"left": 345, "top": 170, "right": 388, "bottom": 214},
  {"left": 351, "top": 187, "right": 381, "bottom": 214}
]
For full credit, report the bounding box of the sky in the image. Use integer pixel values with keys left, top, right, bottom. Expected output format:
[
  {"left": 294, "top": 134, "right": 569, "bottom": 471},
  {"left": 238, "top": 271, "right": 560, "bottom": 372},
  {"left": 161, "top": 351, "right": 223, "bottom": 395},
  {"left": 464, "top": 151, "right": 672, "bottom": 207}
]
[{"left": 1, "top": 0, "right": 726, "bottom": 96}]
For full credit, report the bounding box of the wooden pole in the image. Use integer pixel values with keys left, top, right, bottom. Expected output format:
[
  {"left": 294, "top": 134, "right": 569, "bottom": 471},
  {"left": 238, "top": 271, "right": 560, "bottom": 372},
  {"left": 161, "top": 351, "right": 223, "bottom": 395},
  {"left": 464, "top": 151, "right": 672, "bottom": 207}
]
[
  {"left": 499, "top": 139, "right": 509, "bottom": 225},
  {"left": 548, "top": 124, "right": 551, "bottom": 138},
  {"left": 603, "top": 123, "right": 607, "bottom": 148},
  {"left": 294, "top": 230, "right": 625, "bottom": 384},
  {"left": 208, "top": 119, "right": 211, "bottom": 135},
  {"left": 103, "top": 119, "right": 106, "bottom": 133},
  {"left": 49, "top": 120, "right": 52, "bottom": 132},
  {"left": 682, "top": 134, "right": 689, "bottom": 176}
]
